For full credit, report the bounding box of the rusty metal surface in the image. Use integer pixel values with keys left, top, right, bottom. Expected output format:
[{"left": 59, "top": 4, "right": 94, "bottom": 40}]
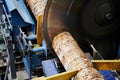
[{"left": 52, "top": 32, "right": 104, "bottom": 80}]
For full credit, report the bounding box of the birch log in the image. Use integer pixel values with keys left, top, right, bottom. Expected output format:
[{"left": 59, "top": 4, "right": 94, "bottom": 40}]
[
  {"left": 26, "top": 0, "right": 47, "bottom": 19},
  {"left": 52, "top": 32, "right": 104, "bottom": 80}
]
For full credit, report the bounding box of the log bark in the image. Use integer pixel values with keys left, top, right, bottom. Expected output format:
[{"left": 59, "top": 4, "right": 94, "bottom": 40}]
[
  {"left": 52, "top": 32, "right": 104, "bottom": 80},
  {"left": 26, "top": 0, "right": 47, "bottom": 19}
]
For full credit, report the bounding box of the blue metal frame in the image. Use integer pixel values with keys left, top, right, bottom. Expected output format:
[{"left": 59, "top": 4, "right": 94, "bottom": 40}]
[
  {"left": 3, "top": 0, "right": 35, "bottom": 26},
  {"left": 2, "top": 0, "right": 48, "bottom": 79},
  {"left": 99, "top": 70, "right": 116, "bottom": 80},
  {"left": 32, "top": 40, "right": 47, "bottom": 57},
  {"left": 42, "top": 59, "right": 58, "bottom": 77}
]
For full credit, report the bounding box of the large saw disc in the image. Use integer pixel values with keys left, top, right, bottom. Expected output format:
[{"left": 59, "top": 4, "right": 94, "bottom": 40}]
[{"left": 43, "top": 0, "right": 120, "bottom": 59}]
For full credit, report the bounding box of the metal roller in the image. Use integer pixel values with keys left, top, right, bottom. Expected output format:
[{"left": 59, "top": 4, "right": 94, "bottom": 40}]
[{"left": 52, "top": 32, "right": 104, "bottom": 80}]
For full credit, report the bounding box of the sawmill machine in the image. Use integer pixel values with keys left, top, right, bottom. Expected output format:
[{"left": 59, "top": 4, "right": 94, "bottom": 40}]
[{"left": 0, "top": 0, "right": 120, "bottom": 80}]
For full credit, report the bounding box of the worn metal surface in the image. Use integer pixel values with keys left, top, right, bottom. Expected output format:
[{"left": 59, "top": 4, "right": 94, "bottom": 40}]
[{"left": 52, "top": 32, "right": 104, "bottom": 80}]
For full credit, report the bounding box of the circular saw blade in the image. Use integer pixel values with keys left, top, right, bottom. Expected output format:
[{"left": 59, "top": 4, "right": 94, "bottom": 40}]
[{"left": 43, "top": 0, "right": 120, "bottom": 59}]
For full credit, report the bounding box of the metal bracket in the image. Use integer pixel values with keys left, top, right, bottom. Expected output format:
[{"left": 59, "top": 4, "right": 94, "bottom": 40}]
[
  {"left": 91, "top": 60, "right": 120, "bottom": 71},
  {"left": 32, "top": 70, "right": 78, "bottom": 80}
]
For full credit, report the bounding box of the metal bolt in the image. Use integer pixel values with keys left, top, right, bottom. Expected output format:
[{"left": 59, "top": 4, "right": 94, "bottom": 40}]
[{"left": 105, "top": 12, "right": 112, "bottom": 20}]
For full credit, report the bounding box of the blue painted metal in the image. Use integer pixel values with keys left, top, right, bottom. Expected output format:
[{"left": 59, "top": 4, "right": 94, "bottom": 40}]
[
  {"left": 4, "top": 0, "right": 35, "bottom": 27},
  {"left": 2, "top": 0, "right": 48, "bottom": 79},
  {"left": 23, "top": 40, "right": 47, "bottom": 77},
  {"left": 42, "top": 59, "right": 58, "bottom": 77},
  {"left": 99, "top": 70, "right": 115, "bottom": 80},
  {"left": 32, "top": 40, "right": 47, "bottom": 57},
  {"left": 26, "top": 34, "right": 37, "bottom": 40},
  {"left": 13, "top": 26, "right": 21, "bottom": 51},
  {"left": 21, "top": 34, "right": 28, "bottom": 50},
  {"left": 31, "top": 54, "right": 42, "bottom": 68},
  {"left": 23, "top": 53, "right": 42, "bottom": 78},
  {"left": 23, "top": 56, "right": 31, "bottom": 77}
]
